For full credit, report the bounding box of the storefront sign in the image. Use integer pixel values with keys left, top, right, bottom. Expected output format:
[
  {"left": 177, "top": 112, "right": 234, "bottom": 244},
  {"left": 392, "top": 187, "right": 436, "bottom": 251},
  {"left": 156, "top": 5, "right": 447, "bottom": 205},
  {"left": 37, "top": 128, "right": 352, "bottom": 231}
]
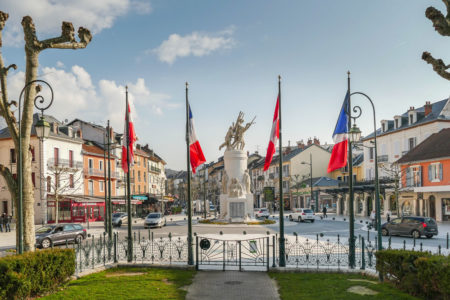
[{"left": 132, "top": 195, "right": 148, "bottom": 201}]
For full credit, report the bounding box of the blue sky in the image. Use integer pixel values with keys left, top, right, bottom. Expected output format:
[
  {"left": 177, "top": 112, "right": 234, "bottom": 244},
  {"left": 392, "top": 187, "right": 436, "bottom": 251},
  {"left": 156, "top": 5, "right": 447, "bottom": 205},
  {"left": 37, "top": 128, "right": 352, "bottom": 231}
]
[{"left": 1, "top": 0, "right": 449, "bottom": 170}]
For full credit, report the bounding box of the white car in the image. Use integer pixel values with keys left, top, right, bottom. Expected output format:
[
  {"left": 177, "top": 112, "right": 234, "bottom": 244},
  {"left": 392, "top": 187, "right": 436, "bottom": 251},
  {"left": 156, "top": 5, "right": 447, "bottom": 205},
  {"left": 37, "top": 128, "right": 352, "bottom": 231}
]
[
  {"left": 144, "top": 213, "right": 166, "bottom": 228},
  {"left": 289, "top": 208, "right": 315, "bottom": 223},
  {"left": 255, "top": 208, "right": 270, "bottom": 219}
]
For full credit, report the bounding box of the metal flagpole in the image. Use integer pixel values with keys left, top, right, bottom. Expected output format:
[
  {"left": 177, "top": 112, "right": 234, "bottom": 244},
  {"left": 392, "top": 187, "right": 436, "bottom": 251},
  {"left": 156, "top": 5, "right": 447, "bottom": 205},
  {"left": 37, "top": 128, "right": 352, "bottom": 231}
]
[
  {"left": 126, "top": 86, "right": 133, "bottom": 262},
  {"left": 103, "top": 133, "right": 108, "bottom": 232},
  {"left": 347, "top": 71, "right": 355, "bottom": 268},
  {"left": 107, "top": 120, "right": 113, "bottom": 238},
  {"left": 186, "top": 82, "right": 194, "bottom": 265},
  {"left": 278, "top": 75, "right": 286, "bottom": 267}
]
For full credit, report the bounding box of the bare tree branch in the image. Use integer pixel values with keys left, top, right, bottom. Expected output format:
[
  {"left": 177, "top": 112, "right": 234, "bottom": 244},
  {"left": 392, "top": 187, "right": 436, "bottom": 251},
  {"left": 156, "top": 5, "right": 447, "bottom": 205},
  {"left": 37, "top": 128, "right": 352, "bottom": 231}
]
[{"left": 422, "top": 51, "right": 450, "bottom": 81}]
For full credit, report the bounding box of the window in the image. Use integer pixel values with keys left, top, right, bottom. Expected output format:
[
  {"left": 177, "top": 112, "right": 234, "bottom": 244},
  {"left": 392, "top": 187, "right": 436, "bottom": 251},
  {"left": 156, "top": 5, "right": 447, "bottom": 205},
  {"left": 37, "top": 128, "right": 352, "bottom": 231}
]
[
  {"left": 69, "top": 174, "right": 74, "bottom": 188},
  {"left": 406, "top": 166, "right": 422, "bottom": 187},
  {"left": 88, "top": 158, "right": 93, "bottom": 170},
  {"left": 382, "top": 123, "right": 385, "bottom": 132},
  {"left": 138, "top": 171, "right": 141, "bottom": 182},
  {"left": 409, "top": 114, "right": 413, "bottom": 125},
  {"left": 337, "top": 176, "right": 342, "bottom": 181},
  {"left": 47, "top": 176, "right": 51, "bottom": 192},
  {"left": 408, "top": 137, "right": 416, "bottom": 150},
  {"left": 10, "top": 149, "right": 16, "bottom": 163},
  {"left": 54, "top": 148, "right": 59, "bottom": 166},
  {"left": 99, "top": 160, "right": 103, "bottom": 171},
  {"left": 144, "top": 172, "right": 146, "bottom": 182},
  {"left": 32, "top": 172, "right": 35, "bottom": 187},
  {"left": 88, "top": 180, "right": 94, "bottom": 196},
  {"left": 69, "top": 150, "right": 73, "bottom": 167},
  {"left": 30, "top": 146, "right": 35, "bottom": 162},
  {"left": 99, "top": 180, "right": 104, "bottom": 192},
  {"left": 428, "top": 163, "right": 443, "bottom": 182},
  {"left": 369, "top": 148, "right": 374, "bottom": 160},
  {"left": 138, "top": 185, "right": 141, "bottom": 194}
]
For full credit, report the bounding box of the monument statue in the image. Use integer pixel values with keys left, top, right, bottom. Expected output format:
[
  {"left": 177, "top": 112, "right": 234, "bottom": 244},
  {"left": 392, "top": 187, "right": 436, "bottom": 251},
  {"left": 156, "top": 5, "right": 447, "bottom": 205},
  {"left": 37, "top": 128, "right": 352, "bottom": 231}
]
[
  {"left": 228, "top": 178, "right": 243, "bottom": 198},
  {"left": 218, "top": 111, "right": 255, "bottom": 151},
  {"left": 222, "top": 172, "right": 228, "bottom": 194},
  {"left": 242, "top": 170, "right": 251, "bottom": 193}
]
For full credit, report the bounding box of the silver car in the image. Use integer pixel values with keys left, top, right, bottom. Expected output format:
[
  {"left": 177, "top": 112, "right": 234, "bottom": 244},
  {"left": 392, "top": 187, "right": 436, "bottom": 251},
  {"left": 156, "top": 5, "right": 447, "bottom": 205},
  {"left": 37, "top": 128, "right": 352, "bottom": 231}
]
[
  {"left": 144, "top": 213, "right": 166, "bottom": 228},
  {"left": 112, "top": 212, "right": 127, "bottom": 227}
]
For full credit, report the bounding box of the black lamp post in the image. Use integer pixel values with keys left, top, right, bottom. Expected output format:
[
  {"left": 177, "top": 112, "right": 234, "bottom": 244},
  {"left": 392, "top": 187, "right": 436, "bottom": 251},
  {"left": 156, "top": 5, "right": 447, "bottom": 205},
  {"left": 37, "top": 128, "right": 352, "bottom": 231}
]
[
  {"left": 301, "top": 153, "right": 315, "bottom": 212},
  {"left": 348, "top": 92, "right": 382, "bottom": 255},
  {"left": 18, "top": 80, "right": 53, "bottom": 253}
]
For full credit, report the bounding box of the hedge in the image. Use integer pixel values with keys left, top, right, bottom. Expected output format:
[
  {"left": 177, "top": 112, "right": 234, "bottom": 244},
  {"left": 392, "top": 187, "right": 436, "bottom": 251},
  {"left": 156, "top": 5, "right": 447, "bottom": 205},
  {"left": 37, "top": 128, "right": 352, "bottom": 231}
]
[
  {"left": 376, "top": 249, "right": 450, "bottom": 299},
  {"left": 0, "top": 248, "right": 75, "bottom": 299}
]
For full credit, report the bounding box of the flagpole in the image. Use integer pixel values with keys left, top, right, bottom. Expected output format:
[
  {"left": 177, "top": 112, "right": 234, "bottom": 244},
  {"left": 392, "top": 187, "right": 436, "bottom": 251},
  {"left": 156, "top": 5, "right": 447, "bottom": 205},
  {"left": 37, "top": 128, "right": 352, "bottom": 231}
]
[
  {"left": 107, "top": 120, "right": 112, "bottom": 238},
  {"left": 185, "top": 82, "right": 194, "bottom": 265},
  {"left": 347, "top": 71, "right": 355, "bottom": 268},
  {"left": 126, "top": 86, "right": 133, "bottom": 262},
  {"left": 278, "top": 75, "right": 286, "bottom": 267}
]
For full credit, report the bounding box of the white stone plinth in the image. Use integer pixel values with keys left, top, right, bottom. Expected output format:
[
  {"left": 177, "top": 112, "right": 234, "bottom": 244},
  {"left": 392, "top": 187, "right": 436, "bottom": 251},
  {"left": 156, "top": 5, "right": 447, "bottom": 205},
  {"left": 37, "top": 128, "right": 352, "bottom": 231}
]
[{"left": 224, "top": 150, "right": 247, "bottom": 181}]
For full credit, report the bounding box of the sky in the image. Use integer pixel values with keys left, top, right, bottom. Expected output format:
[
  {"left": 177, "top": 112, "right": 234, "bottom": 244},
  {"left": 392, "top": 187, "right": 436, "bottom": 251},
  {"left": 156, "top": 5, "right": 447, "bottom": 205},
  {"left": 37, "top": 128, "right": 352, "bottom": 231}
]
[{"left": 0, "top": 0, "right": 449, "bottom": 170}]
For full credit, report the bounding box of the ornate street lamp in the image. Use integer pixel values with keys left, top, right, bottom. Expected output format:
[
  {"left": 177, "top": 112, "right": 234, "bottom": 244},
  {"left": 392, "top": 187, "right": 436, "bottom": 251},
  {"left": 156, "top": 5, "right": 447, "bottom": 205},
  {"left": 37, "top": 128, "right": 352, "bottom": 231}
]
[
  {"left": 18, "top": 79, "right": 53, "bottom": 253},
  {"left": 348, "top": 124, "right": 361, "bottom": 144}
]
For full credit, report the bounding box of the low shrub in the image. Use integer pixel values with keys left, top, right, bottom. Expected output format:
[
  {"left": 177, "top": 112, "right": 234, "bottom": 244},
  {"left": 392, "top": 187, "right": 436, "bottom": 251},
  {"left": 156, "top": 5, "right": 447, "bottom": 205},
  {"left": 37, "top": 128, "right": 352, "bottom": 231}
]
[
  {"left": 198, "top": 219, "right": 228, "bottom": 225},
  {"left": 247, "top": 219, "right": 276, "bottom": 225},
  {"left": 376, "top": 249, "right": 450, "bottom": 299},
  {"left": 0, "top": 248, "right": 75, "bottom": 299}
]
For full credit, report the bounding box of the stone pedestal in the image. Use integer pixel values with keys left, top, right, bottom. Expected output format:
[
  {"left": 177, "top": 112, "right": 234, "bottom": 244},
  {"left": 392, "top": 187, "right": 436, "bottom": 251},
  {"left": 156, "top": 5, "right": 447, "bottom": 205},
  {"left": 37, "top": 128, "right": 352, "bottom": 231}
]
[{"left": 219, "top": 149, "right": 254, "bottom": 222}]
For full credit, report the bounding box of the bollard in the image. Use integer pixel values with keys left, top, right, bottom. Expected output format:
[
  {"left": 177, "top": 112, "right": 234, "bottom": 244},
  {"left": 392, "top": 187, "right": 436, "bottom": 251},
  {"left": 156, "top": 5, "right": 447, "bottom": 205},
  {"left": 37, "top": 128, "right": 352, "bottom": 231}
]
[
  {"left": 447, "top": 233, "right": 449, "bottom": 250},
  {"left": 367, "top": 229, "right": 370, "bottom": 242},
  {"left": 413, "top": 235, "right": 416, "bottom": 247},
  {"left": 238, "top": 241, "right": 242, "bottom": 271},
  {"left": 388, "top": 236, "right": 391, "bottom": 249},
  {"left": 272, "top": 235, "right": 276, "bottom": 268},
  {"left": 438, "top": 245, "right": 441, "bottom": 255},
  {"left": 420, "top": 242, "right": 423, "bottom": 252},
  {"left": 403, "top": 240, "right": 406, "bottom": 250},
  {"left": 148, "top": 229, "right": 151, "bottom": 240}
]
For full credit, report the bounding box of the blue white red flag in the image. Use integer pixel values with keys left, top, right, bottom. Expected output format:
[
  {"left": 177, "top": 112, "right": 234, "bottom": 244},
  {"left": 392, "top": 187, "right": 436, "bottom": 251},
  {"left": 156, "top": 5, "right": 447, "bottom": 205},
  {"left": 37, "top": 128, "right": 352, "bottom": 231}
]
[
  {"left": 327, "top": 91, "right": 349, "bottom": 173},
  {"left": 188, "top": 106, "right": 206, "bottom": 173}
]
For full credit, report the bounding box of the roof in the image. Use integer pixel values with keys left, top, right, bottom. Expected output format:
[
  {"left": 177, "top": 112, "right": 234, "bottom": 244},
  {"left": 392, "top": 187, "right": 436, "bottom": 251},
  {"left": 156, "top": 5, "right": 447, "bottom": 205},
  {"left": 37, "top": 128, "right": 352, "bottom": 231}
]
[
  {"left": 293, "top": 176, "right": 340, "bottom": 189},
  {"left": 363, "top": 98, "right": 450, "bottom": 140},
  {"left": 397, "top": 128, "right": 450, "bottom": 164},
  {"left": 0, "top": 113, "right": 83, "bottom": 143}
]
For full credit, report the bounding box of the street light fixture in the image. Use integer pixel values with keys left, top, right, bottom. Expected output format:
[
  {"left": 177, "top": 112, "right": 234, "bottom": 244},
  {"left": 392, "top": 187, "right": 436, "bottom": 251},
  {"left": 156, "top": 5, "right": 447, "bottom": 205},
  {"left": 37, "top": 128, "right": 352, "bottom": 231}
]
[
  {"left": 349, "top": 124, "right": 361, "bottom": 143},
  {"left": 18, "top": 79, "right": 53, "bottom": 253},
  {"left": 301, "top": 153, "right": 316, "bottom": 212}
]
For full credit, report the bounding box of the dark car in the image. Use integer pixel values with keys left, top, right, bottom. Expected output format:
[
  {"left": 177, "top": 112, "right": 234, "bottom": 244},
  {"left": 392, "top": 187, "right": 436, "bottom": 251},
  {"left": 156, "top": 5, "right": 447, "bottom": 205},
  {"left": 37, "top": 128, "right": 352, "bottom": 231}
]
[
  {"left": 36, "top": 224, "right": 87, "bottom": 249},
  {"left": 381, "top": 216, "right": 438, "bottom": 239}
]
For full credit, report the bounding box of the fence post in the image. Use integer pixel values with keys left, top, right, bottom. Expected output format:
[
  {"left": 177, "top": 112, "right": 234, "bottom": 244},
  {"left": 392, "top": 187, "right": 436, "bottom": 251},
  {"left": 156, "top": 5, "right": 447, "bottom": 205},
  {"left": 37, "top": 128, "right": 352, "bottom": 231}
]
[
  {"left": 447, "top": 233, "right": 449, "bottom": 250},
  {"left": 403, "top": 240, "right": 406, "bottom": 250},
  {"left": 223, "top": 240, "right": 226, "bottom": 271},
  {"left": 360, "top": 237, "right": 365, "bottom": 270},
  {"left": 238, "top": 240, "right": 242, "bottom": 272},
  {"left": 103, "top": 232, "right": 106, "bottom": 266},
  {"left": 272, "top": 235, "right": 276, "bottom": 268},
  {"left": 413, "top": 235, "right": 416, "bottom": 247},
  {"left": 92, "top": 235, "right": 95, "bottom": 269},
  {"left": 113, "top": 232, "right": 117, "bottom": 263},
  {"left": 438, "top": 245, "right": 441, "bottom": 255},
  {"left": 266, "top": 237, "right": 270, "bottom": 271},
  {"left": 195, "top": 236, "right": 199, "bottom": 271},
  {"left": 388, "top": 236, "right": 391, "bottom": 249}
]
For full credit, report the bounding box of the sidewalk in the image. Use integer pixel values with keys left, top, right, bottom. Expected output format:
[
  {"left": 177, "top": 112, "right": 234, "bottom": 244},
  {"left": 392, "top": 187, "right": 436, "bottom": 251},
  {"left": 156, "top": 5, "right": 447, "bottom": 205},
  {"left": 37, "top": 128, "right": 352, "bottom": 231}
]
[{"left": 186, "top": 271, "right": 280, "bottom": 300}]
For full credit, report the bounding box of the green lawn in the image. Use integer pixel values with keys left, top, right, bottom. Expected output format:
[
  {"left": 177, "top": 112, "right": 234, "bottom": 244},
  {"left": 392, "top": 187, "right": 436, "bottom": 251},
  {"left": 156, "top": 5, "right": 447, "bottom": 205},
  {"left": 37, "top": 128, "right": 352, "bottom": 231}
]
[
  {"left": 42, "top": 267, "right": 195, "bottom": 300},
  {"left": 269, "top": 272, "right": 419, "bottom": 300}
]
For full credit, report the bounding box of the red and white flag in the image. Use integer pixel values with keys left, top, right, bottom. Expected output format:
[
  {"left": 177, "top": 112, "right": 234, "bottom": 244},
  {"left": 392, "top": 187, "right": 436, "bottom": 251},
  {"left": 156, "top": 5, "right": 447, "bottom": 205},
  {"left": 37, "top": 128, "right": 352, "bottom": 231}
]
[
  {"left": 264, "top": 96, "right": 279, "bottom": 171},
  {"left": 121, "top": 100, "right": 136, "bottom": 173},
  {"left": 188, "top": 105, "right": 206, "bottom": 173}
]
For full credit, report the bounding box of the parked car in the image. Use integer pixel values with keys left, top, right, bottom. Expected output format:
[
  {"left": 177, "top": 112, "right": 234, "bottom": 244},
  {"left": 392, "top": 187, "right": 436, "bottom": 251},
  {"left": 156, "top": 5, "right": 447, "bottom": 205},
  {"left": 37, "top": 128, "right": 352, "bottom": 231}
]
[
  {"left": 255, "top": 208, "right": 270, "bottom": 219},
  {"left": 36, "top": 224, "right": 87, "bottom": 249},
  {"left": 209, "top": 205, "right": 216, "bottom": 212},
  {"left": 112, "top": 212, "right": 127, "bottom": 227},
  {"left": 381, "top": 216, "right": 438, "bottom": 239},
  {"left": 144, "top": 213, "right": 166, "bottom": 228},
  {"left": 289, "top": 208, "right": 315, "bottom": 223}
]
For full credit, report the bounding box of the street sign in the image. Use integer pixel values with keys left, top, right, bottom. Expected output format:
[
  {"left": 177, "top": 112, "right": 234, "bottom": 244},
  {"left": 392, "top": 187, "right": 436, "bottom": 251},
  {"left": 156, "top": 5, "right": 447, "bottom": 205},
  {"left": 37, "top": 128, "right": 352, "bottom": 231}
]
[
  {"left": 200, "top": 238, "right": 211, "bottom": 250},
  {"left": 263, "top": 186, "right": 275, "bottom": 202}
]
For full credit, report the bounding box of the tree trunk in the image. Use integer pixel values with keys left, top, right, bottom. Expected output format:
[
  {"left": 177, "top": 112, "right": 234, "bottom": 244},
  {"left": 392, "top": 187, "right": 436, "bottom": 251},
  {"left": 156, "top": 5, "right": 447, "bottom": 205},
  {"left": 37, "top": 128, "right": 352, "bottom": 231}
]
[{"left": 55, "top": 198, "right": 59, "bottom": 224}]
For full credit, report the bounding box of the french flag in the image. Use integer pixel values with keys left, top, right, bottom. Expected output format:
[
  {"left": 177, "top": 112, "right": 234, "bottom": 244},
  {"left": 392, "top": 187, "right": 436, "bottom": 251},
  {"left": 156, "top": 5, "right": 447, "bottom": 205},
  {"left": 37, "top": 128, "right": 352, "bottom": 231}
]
[
  {"left": 188, "top": 106, "right": 206, "bottom": 174},
  {"left": 264, "top": 96, "right": 279, "bottom": 171},
  {"left": 327, "top": 91, "right": 349, "bottom": 173}
]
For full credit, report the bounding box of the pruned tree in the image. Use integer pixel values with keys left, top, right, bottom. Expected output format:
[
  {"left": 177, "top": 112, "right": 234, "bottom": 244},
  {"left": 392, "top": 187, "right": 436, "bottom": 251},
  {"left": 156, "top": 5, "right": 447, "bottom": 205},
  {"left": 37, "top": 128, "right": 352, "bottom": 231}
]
[
  {"left": 422, "top": 0, "right": 450, "bottom": 81},
  {"left": 45, "top": 163, "right": 83, "bottom": 224},
  {"left": 0, "top": 11, "right": 92, "bottom": 251}
]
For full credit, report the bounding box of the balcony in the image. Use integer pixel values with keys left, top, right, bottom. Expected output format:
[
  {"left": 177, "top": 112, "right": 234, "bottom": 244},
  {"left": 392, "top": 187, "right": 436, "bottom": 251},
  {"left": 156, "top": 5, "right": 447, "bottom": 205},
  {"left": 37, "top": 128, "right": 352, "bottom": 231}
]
[
  {"left": 377, "top": 155, "right": 388, "bottom": 163},
  {"left": 149, "top": 166, "right": 161, "bottom": 174},
  {"left": 84, "top": 168, "right": 120, "bottom": 178},
  {"left": 47, "top": 158, "right": 82, "bottom": 169},
  {"left": 257, "top": 175, "right": 264, "bottom": 181}
]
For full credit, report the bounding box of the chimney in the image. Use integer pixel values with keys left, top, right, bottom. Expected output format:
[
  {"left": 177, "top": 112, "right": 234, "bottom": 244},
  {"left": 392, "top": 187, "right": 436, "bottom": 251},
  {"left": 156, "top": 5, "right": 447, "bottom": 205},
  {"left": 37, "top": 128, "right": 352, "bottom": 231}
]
[
  {"left": 409, "top": 106, "right": 415, "bottom": 111},
  {"left": 313, "top": 137, "right": 320, "bottom": 145},
  {"left": 424, "top": 101, "right": 432, "bottom": 116},
  {"left": 52, "top": 123, "right": 58, "bottom": 134},
  {"left": 296, "top": 140, "right": 305, "bottom": 149},
  {"left": 307, "top": 138, "right": 312, "bottom": 146}
]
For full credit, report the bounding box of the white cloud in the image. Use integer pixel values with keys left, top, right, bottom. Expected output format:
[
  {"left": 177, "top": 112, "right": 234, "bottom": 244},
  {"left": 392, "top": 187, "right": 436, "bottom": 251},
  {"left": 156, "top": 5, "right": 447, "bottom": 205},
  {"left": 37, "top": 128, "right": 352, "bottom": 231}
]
[
  {"left": 1, "top": 0, "right": 152, "bottom": 46},
  {"left": 152, "top": 27, "right": 236, "bottom": 64},
  {"left": 7, "top": 65, "right": 176, "bottom": 132},
  {"left": 55, "top": 61, "right": 65, "bottom": 68}
]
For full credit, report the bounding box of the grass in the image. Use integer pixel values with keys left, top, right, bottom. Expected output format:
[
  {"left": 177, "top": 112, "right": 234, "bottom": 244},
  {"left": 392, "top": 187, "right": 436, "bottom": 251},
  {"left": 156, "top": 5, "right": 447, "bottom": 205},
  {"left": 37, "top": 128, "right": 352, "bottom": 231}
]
[
  {"left": 42, "top": 267, "right": 195, "bottom": 300},
  {"left": 269, "top": 272, "right": 419, "bottom": 300}
]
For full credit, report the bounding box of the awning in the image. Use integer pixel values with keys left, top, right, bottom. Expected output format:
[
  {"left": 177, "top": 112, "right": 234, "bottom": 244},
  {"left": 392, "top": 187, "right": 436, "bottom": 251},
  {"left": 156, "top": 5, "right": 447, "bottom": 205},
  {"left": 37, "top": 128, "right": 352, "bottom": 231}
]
[{"left": 112, "top": 200, "right": 142, "bottom": 205}]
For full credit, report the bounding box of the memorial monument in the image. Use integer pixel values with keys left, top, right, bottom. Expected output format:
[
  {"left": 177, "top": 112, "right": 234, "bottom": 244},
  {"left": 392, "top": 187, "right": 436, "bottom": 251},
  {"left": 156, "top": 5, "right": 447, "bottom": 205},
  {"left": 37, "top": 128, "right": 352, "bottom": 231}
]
[{"left": 219, "top": 112, "right": 256, "bottom": 222}]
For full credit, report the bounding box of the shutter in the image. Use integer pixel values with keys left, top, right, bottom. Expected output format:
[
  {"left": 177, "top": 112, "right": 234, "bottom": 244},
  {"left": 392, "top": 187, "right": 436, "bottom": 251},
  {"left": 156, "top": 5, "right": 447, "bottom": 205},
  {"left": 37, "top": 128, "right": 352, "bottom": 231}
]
[
  {"left": 406, "top": 168, "right": 411, "bottom": 187},
  {"left": 419, "top": 166, "right": 422, "bottom": 186},
  {"left": 428, "top": 164, "right": 432, "bottom": 182},
  {"left": 439, "top": 163, "right": 443, "bottom": 181}
]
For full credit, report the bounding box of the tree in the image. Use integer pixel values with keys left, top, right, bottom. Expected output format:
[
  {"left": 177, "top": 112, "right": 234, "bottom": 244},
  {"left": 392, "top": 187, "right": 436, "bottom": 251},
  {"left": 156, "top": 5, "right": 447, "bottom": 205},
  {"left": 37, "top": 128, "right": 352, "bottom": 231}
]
[
  {"left": 289, "top": 174, "right": 307, "bottom": 208},
  {"left": 0, "top": 11, "right": 92, "bottom": 251},
  {"left": 379, "top": 163, "right": 409, "bottom": 216},
  {"left": 422, "top": 0, "right": 450, "bottom": 81},
  {"left": 45, "top": 161, "right": 83, "bottom": 224}
]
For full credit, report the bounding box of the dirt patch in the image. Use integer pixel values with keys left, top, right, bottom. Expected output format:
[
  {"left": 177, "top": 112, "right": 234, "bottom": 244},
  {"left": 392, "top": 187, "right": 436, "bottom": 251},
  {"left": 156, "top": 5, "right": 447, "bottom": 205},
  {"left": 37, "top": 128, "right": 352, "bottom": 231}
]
[
  {"left": 348, "top": 279, "right": 378, "bottom": 284},
  {"left": 162, "top": 278, "right": 173, "bottom": 285},
  {"left": 105, "top": 272, "right": 146, "bottom": 277},
  {"left": 347, "top": 285, "right": 378, "bottom": 295}
]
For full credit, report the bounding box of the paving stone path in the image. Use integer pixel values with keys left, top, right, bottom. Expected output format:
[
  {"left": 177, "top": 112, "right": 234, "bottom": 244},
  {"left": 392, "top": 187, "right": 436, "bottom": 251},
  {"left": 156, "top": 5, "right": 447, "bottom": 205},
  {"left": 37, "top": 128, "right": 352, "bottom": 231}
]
[{"left": 186, "top": 271, "right": 280, "bottom": 300}]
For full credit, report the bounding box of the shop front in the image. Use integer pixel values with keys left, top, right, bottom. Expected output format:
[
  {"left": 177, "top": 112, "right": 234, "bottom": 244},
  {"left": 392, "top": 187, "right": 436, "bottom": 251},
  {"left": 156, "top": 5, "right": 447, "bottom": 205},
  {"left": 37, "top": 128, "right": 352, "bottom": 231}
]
[
  {"left": 47, "top": 195, "right": 105, "bottom": 223},
  {"left": 111, "top": 197, "right": 143, "bottom": 217}
]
